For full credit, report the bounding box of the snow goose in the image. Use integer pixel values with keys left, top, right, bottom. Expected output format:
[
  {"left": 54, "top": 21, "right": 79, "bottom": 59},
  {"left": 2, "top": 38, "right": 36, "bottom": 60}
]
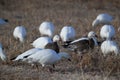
[
  {"left": 11, "top": 48, "right": 41, "bottom": 61},
  {"left": 31, "top": 36, "right": 53, "bottom": 49},
  {"left": 62, "top": 31, "right": 98, "bottom": 54},
  {"left": 32, "top": 35, "right": 60, "bottom": 52},
  {"left": 0, "top": 18, "right": 8, "bottom": 25},
  {"left": 92, "top": 13, "right": 114, "bottom": 27},
  {"left": 23, "top": 49, "right": 71, "bottom": 68},
  {"left": 101, "top": 40, "right": 119, "bottom": 57},
  {"left": 13, "top": 26, "right": 27, "bottom": 43},
  {"left": 39, "top": 21, "right": 55, "bottom": 38},
  {"left": 100, "top": 25, "right": 115, "bottom": 40},
  {"left": 60, "top": 26, "right": 76, "bottom": 43},
  {"left": 0, "top": 43, "right": 7, "bottom": 62}
]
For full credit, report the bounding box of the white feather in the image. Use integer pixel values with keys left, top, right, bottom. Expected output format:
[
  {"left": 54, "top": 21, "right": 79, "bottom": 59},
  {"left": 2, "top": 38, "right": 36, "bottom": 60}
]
[
  {"left": 13, "top": 48, "right": 41, "bottom": 61},
  {"left": 100, "top": 25, "right": 115, "bottom": 40},
  {"left": 39, "top": 21, "right": 55, "bottom": 38},
  {"left": 13, "top": 26, "right": 27, "bottom": 43},
  {"left": 60, "top": 26, "right": 76, "bottom": 42},
  {"left": 70, "top": 37, "right": 89, "bottom": 44},
  {"left": 24, "top": 49, "right": 70, "bottom": 67},
  {"left": 92, "top": 13, "right": 114, "bottom": 27},
  {"left": 101, "top": 40, "right": 119, "bottom": 57},
  {"left": 31, "top": 37, "right": 53, "bottom": 49}
]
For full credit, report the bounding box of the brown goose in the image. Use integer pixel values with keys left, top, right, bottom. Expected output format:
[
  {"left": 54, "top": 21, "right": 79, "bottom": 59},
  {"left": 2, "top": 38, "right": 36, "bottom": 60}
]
[
  {"left": 45, "top": 35, "right": 60, "bottom": 53},
  {"left": 62, "top": 31, "right": 98, "bottom": 54}
]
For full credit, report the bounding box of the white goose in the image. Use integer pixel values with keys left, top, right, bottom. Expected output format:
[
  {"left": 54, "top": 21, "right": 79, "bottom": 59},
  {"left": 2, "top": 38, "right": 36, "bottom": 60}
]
[
  {"left": 0, "top": 43, "right": 7, "bottom": 62},
  {"left": 100, "top": 25, "right": 115, "bottom": 40},
  {"left": 31, "top": 37, "right": 53, "bottom": 49},
  {"left": 101, "top": 40, "right": 119, "bottom": 57},
  {"left": 39, "top": 21, "right": 55, "bottom": 38},
  {"left": 11, "top": 48, "right": 41, "bottom": 61},
  {"left": 92, "top": 13, "right": 114, "bottom": 27},
  {"left": 23, "top": 49, "right": 71, "bottom": 68},
  {"left": 60, "top": 26, "right": 76, "bottom": 43},
  {"left": 13, "top": 26, "right": 27, "bottom": 43}
]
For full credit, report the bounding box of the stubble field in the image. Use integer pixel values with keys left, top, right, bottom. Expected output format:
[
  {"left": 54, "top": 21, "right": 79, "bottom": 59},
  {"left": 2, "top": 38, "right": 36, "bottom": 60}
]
[{"left": 0, "top": 0, "right": 120, "bottom": 80}]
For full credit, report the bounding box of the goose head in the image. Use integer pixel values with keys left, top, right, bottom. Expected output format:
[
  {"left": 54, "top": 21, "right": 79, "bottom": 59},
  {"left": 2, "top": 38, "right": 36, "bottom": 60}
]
[
  {"left": 88, "top": 31, "right": 97, "bottom": 38},
  {"left": 53, "top": 35, "right": 61, "bottom": 42},
  {"left": 88, "top": 31, "right": 98, "bottom": 46},
  {"left": 92, "top": 19, "right": 99, "bottom": 27}
]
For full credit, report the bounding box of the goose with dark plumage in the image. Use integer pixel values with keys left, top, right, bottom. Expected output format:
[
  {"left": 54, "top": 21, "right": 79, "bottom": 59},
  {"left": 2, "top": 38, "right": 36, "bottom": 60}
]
[
  {"left": 45, "top": 35, "right": 60, "bottom": 53},
  {"left": 62, "top": 31, "right": 98, "bottom": 54}
]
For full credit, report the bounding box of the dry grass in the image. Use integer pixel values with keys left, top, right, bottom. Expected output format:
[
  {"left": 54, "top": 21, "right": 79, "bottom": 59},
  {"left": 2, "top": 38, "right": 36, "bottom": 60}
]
[{"left": 0, "top": 0, "right": 120, "bottom": 80}]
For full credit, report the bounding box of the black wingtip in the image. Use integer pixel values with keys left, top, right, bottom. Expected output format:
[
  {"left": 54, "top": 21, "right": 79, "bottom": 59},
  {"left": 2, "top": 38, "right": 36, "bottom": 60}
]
[
  {"left": 23, "top": 55, "right": 29, "bottom": 58},
  {"left": 4, "top": 19, "right": 8, "bottom": 22},
  {"left": 61, "top": 44, "right": 69, "bottom": 48},
  {"left": 68, "top": 58, "right": 71, "bottom": 62}
]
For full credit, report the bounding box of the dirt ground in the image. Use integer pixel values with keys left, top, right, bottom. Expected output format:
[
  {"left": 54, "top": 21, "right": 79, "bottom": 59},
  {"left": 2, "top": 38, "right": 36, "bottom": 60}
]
[{"left": 0, "top": 0, "right": 120, "bottom": 80}]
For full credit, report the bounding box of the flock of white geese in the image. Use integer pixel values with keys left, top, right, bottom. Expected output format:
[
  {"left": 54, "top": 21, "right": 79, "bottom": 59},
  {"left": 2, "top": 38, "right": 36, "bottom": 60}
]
[{"left": 0, "top": 13, "right": 119, "bottom": 69}]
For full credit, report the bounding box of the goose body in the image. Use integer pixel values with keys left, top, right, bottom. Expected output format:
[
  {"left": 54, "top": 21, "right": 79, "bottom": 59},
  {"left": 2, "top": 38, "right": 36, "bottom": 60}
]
[
  {"left": 45, "top": 35, "right": 60, "bottom": 53},
  {"left": 31, "top": 37, "right": 53, "bottom": 49},
  {"left": 62, "top": 31, "right": 98, "bottom": 54},
  {"left": 39, "top": 21, "right": 55, "bottom": 38},
  {"left": 12, "top": 48, "right": 41, "bottom": 61},
  {"left": 100, "top": 25, "right": 115, "bottom": 40},
  {"left": 45, "top": 42, "right": 59, "bottom": 53},
  {"left": 92, "top": 13, "right": 114, "bottom": 27},
  {"left": 101, "top": 40, "right": 119, "bottom": 56},
  {"left": 23, "top": 49, "right": 70, "bottom": 67},
  {"left": 13, "top": 26, "right": 27, "bottom": 43},
  {"left": 60, "top": 26, "right": 75, "bottom": 42},
  {"left": 0, "top": 43, "right": 7, "bottom": 62}
]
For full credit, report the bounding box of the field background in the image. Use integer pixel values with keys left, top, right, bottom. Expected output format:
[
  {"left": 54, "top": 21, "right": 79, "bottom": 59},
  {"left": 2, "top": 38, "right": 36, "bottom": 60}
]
[{"left": 0, "top": 0, "right": 120, "bottom": 80}]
